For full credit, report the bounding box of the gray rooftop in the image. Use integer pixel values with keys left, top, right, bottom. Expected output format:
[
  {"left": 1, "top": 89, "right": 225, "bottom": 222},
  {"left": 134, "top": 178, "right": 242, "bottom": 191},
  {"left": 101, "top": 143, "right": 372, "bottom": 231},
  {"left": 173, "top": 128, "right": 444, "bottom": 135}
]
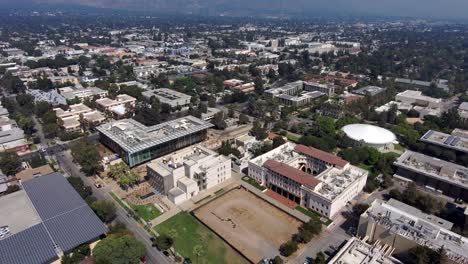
[
  {"left": 96, "top": 116, "right": 213, "bottom": 154},
  {"left": 0, "top": 128, "right": 25, "bottom": 144},
  {"left": 0, "top": 173, "right": 107, "bottom": 264},
  {"left": 420, "top": 130, "right": 468, "bottom": 154},
  {"left": 363, "top": 199, "right": 468, "bottom": 263},
  {"left": 394, "top": 150, "right": 468, "bottom": 190},
  {"left": 352, "top": 85, "right": 387, "bottom": 96}
]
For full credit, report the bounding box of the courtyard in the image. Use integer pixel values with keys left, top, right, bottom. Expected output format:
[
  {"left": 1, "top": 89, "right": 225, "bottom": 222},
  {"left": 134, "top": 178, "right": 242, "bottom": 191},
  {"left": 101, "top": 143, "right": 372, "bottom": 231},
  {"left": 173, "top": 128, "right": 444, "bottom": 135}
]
[{"left": 193, "top": 187, "right": 302, "bottom": 263}]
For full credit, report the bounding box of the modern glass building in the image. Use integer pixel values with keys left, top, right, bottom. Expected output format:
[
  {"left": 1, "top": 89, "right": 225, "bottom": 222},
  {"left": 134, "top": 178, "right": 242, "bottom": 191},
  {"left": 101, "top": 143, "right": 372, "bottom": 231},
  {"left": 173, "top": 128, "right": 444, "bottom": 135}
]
[{"left": 97, "top": 116, "right": 213, "bottom": 167}]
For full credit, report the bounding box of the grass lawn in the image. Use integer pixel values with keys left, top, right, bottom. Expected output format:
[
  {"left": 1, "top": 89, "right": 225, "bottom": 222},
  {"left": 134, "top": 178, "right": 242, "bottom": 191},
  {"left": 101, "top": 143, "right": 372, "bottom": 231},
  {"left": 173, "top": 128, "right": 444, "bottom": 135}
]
[
  {"left": 394, "top": 144, "right": 406, "bottom": 152},
  {"left": 155, "top": 212, "right": 248, "bottom": 264},
  {"left": 241, "top": 176, "right": 266, "bottom": 191},
  {"left": 109, "top": 192, "right": 129, "bottom": 210},
  {"left": 295, "top": 206, "right": 332, "bottom": 225},
  {"left": 286, "top": 132, "right": 301, "bottom": 143},
  {"left": 130, "top": 203, "right": 162, "bottom": 222},
  {"left": 358, "top": 163, "right": 373, "bottom": 172}
]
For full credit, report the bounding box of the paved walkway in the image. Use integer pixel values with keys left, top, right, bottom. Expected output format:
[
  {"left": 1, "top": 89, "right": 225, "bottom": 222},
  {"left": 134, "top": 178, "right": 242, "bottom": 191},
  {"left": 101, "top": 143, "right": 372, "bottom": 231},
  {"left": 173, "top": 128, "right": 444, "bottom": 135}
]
[{"left": 150, "top": 206, "right": 181, "bottom": 226}]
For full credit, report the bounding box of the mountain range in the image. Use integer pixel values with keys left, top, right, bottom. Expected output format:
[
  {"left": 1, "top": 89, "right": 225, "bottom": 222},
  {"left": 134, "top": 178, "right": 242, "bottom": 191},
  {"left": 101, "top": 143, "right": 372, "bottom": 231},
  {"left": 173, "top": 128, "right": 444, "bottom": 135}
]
[{"left": 1, "top": 0, "right": 468, "bottom": 20}]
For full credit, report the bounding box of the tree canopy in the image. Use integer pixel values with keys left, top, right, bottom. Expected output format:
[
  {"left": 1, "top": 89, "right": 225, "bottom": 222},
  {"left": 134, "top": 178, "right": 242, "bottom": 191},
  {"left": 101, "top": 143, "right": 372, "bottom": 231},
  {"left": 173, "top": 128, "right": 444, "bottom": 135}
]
[{"left": 93, "top": 235, "right": 146, "bottom": 264}]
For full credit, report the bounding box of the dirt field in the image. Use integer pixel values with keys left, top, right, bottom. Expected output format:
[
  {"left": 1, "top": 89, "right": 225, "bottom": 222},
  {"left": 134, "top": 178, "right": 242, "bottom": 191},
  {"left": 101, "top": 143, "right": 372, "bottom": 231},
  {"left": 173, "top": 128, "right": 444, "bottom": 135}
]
[{"left": 194, "top": 187, "right": 302, "bottom": 263}]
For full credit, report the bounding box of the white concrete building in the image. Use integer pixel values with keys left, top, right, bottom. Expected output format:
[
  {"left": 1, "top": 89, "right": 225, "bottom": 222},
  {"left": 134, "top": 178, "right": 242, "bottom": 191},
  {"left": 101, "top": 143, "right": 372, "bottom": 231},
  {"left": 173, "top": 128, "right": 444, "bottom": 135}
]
[
  {"left": 248, "top": 142, "right": 368, "bottom": 218},
  {"left": 329, "top": 237, "right": 402, "bottom": 264},
  {"left": 358, "top": 199, "right": 468, "bottom": 264},
  {"left": 147, "top": 145, "right": 231, "bottom": 205},
  {"left": 59, "top": 86, "right": 108, "bottom": 102},
  {"left": 54, "top": 104, "right": 105, "bottom": 132},
  {"left": 142, "top": 88, "right": 191, "bottom": 108},
  {"left": 395, "top": 90, "right": 442, "bottom": 117}
]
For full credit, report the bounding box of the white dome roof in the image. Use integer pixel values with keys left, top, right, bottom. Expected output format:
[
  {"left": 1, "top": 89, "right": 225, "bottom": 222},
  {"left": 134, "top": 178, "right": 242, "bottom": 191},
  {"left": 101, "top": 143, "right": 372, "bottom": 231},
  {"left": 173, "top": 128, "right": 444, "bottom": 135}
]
[{"left": 342, "top": 124, "right": 396, "bottom": 145}]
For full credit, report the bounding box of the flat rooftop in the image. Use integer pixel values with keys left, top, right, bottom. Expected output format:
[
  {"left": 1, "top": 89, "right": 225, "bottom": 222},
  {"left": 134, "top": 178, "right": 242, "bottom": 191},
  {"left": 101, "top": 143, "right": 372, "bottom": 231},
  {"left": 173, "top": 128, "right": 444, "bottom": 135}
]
[
  {"left": 0, "top": 128, "right": 25, "bottom": 144},
  {"left": 0, "top": 190, "right": 41, "bottom": 235},
  {"left": 265, "top": 81, "right": 303, "bottom": 96},
  {"left": 148, "top": 145, "right": 222, "bottom": 174},
  {"left": 352, "top": 85, "right": 386, "bottom": 96},
  {"left": 97, "top": 116, "right": 213, "bottom": 154},
  {"left": 315, "top": 166, "right": 367, "bottom": 200},
  {"left": 143, "top": 88, "right": 191, "bottom": 102},
  {"left": 420, "top": 130, "right": 468, "bottom": 154},
  {"left": 329, "top": 237, "right": 402, "bottom": 264},
  {"left": 364, "top": 199, "right": 468, "bottom": 263},
  {"left": 0, "top": 173, "right": 107, "bottom": 264},
  {"left": 394, "top": 150, "right": 468, "bottom": 189}
]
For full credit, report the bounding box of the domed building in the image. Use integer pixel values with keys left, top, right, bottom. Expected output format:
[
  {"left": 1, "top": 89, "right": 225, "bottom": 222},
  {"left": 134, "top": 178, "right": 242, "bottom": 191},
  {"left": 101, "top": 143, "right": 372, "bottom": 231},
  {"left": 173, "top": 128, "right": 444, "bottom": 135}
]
[{"left": 342, "top": 124, "right": 397, "bottom": 151}]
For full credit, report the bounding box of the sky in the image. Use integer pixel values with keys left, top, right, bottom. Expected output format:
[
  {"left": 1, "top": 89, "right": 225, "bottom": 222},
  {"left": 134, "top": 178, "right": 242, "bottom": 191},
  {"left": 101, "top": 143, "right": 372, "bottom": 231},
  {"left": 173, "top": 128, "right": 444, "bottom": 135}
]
[{"left": 2, "top": 0, "right": 468, "bottom": 19}]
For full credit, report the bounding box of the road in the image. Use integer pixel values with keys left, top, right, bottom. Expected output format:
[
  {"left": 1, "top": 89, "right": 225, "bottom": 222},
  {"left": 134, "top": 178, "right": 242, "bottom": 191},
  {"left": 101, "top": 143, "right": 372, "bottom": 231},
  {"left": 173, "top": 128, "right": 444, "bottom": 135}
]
[
  {"left": 32, "top": 114, "right": 170, "bottom": 264},
  {"left": 56, "top": 150, "right": 172, "bottom": 264},
  {"left": 290, "top": 214, "right": 351, "bottom": 264}
]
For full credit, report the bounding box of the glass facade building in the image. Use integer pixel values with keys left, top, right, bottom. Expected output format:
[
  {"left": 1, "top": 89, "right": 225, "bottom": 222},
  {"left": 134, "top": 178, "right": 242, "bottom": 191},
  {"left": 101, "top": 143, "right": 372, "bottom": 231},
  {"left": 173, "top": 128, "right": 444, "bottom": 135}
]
[{"left": 97, "top": 116, "right": 213, "bottom": 167}]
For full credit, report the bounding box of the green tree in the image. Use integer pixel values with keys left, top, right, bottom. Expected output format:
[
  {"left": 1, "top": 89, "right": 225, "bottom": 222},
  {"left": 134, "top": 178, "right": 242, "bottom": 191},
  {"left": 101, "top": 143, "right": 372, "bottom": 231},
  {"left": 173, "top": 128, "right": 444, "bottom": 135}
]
[
  {"left": 62, "top": 244, "right": 91, "bottom": 264},
  {"left": 154, "top": 234, "right": 173, "bottom": 251},
  {"left": 70, "top": 139, "right": 101, "bottom": 175},
  {"left": 279, "top": 241, "right": 298, "bottom": 257},
  {"left": 208, "top": 96, "right": 216, "bottom": 108},
  {"left": 272, "top": 136, "right": 286, "bottom": 148},
  {"left": 0, "top": 152, "right": 20, "bottom": 175},
  {"left": 93, "top": 235, "right": 146, "bottom": 264},
  {"left": 108, "top": 162, "right": 140, "bottom": 189},
  {"left": 251, "top": 121, "right": 268, "bottom": 140},
  {"left": 272, "top": 256, "right": 283, "bottom": 264},
  {"left": 238, "top": 113, "right": 249, "bottom": 124},
  {"left": 314, "top": 252, "right": 327, "bottom": 264},
  {"left": 254, "top": 76, "right": 264, "bottom": 95},
  {"left": 91, "top": 201, "right": 116, "bottom": 223}
]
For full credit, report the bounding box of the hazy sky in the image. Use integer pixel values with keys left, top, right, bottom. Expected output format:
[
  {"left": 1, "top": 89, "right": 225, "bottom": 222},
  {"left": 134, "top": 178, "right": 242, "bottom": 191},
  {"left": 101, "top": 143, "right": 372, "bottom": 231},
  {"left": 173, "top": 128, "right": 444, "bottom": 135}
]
[
  {"left": 3, "top": 0, "right": 468, "bottom": 19},
  {"left": 338, "top": 0, "right": 468, "bottom": 19}
]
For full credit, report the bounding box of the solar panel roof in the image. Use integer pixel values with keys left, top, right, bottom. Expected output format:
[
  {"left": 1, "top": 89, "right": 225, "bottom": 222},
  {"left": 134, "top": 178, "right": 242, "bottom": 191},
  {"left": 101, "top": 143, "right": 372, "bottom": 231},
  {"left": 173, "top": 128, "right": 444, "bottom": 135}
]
[
  {"left": 0, "top": 224, "right": 57, "bottom": 264},
  {"left": 0, "top": 173, "right": 107, "bottom": 264}
]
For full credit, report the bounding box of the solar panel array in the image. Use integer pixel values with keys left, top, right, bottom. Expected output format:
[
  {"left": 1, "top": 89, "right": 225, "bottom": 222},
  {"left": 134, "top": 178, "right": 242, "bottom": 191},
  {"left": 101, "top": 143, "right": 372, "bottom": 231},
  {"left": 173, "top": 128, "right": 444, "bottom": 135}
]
[
  {"left": 0, "top": 224, "right": 57, "bottom": 264},
  {"left": 0, "top": 173, "right": 107, "bottom": 264}
]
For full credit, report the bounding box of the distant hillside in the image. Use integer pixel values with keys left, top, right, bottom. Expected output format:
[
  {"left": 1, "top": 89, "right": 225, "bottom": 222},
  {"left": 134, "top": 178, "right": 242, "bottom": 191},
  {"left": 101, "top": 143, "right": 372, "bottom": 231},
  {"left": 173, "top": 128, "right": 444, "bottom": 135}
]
[{"left": 0, "top": 0, "right": 356, "bottom": 17}]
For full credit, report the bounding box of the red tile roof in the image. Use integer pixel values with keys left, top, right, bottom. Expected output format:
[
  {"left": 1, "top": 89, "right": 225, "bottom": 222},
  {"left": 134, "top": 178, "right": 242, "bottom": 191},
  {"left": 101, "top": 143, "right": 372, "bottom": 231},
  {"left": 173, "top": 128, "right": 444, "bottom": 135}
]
[
  {"left": 294, "top": 144, "right": 348, "bottom": 168},
  {"left": 265, "top": 189, "right": 297, "bottom": 209},
  {"left": 264, "top": 160, "right": 321, "bottom": 189}
]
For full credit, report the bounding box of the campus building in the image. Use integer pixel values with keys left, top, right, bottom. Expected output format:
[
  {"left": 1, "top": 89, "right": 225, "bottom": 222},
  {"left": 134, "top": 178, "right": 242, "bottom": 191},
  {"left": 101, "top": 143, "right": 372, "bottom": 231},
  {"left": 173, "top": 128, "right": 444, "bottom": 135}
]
[
  {"left": 97, "top": 116, "right": 213, "bottom": 167},
  {"left": 329, "top": 237, "right": 402, "bottom": 264},
  {"left": 395, "top": 90, "right": 442, "bottom": 116},
  {"left": 395, "top": 78, "right": 449, "bottom": 92},
  {"left": 393, "top": 151, "right": 468, "bottom": 201},
  {"left": 248, "top": 142, "right": 368, "bottom": 218},
  {"left": 96, "top": 94, "right": 136, "bottom": 118},
  {"left": 357, "top": 199, "right": 468, "bottom": 263},
  {"left": 303, "top": 80, "right": 339, "bottom": 96},
  {"left": 142, "top": 88, "right": 191, "bottom": 108},
  {"left": 54, "top": 104, "right": 105, "bottom": 133},
  {"left": 420, "top": 130, "right": 468, "bottom": 155},
  {"left": 146, "top": 145, "right": 231, "bottom": 204},
  {"left": 0, "top": 173, "right": 107, "bottom": 264},
  {"left": 351, "top": 85, "right": 387, "bottom": 97},
  {"left": 59, "top": 86, "right": 108, "bottom": 102},
  {"left": 265, "top": 81, "right": 326, "bottom": 107}
]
